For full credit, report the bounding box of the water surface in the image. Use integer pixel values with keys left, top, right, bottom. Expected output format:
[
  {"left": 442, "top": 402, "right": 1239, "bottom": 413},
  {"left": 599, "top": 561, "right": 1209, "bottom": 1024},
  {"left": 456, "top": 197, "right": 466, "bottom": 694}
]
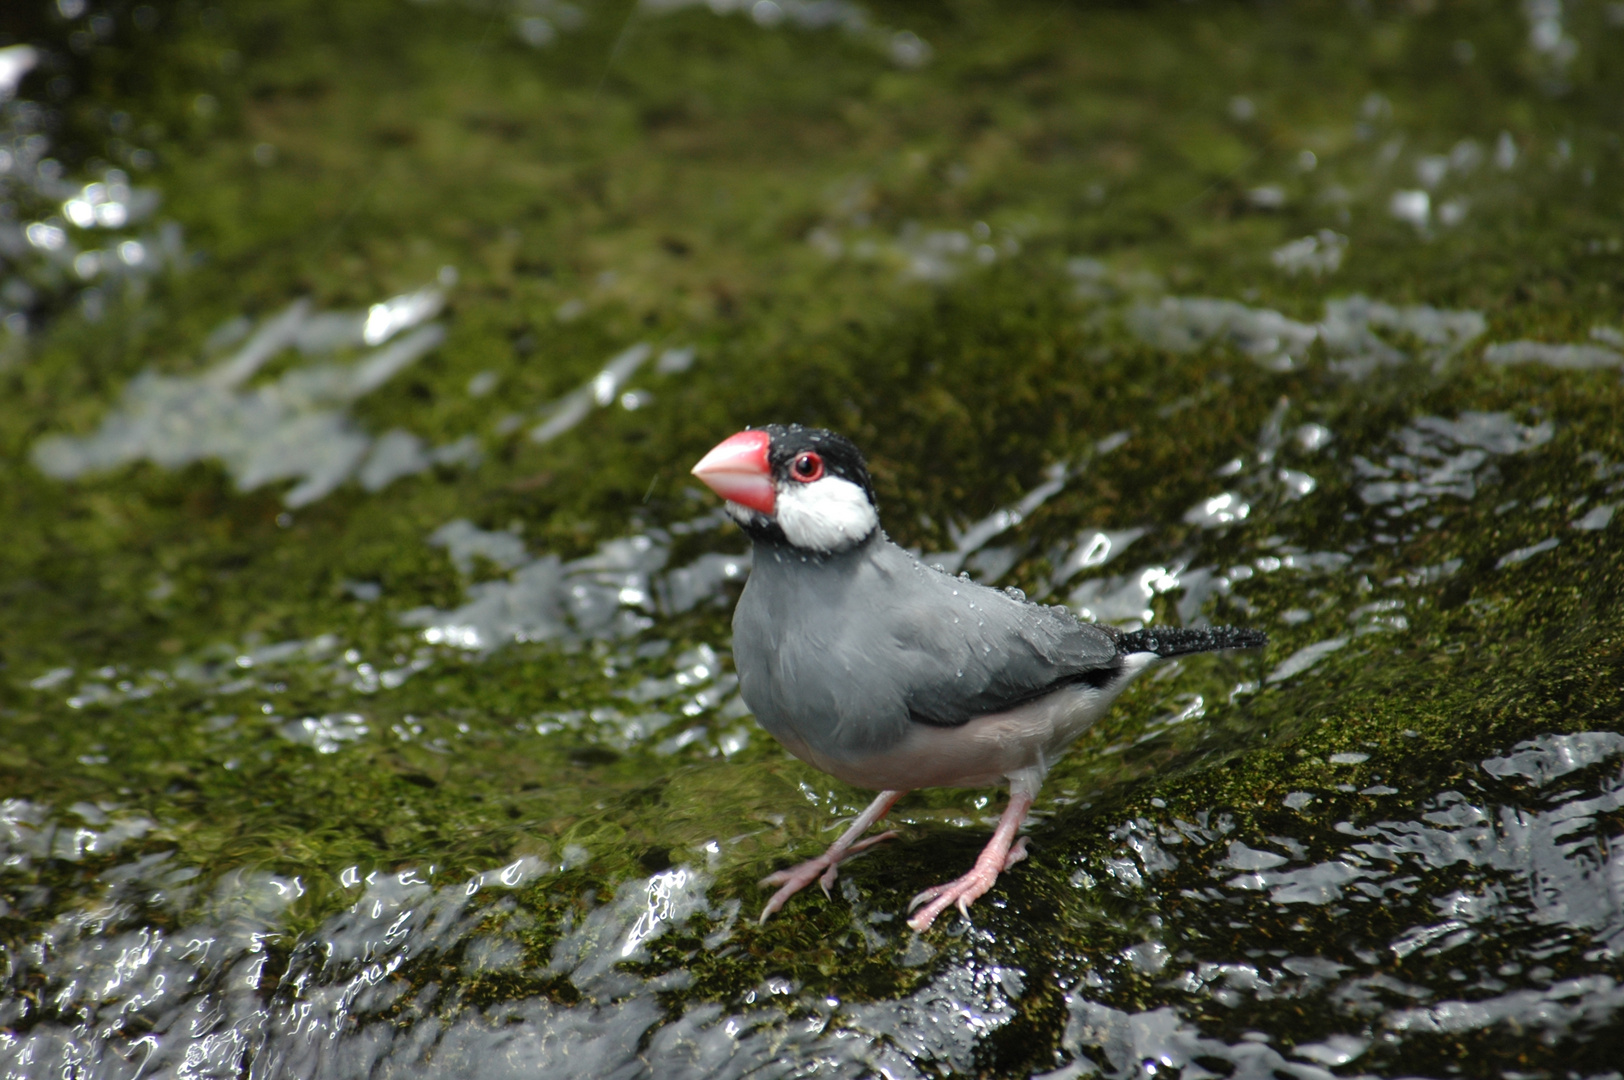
[{"left": 2, "top": 1, "right": 1623, "bottom": 1075}]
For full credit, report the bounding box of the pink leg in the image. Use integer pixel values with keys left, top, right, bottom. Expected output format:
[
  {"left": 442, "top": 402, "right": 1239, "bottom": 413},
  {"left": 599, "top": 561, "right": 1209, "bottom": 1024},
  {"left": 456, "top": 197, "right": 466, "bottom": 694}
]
[
  {"left": 907, "top": 789, "right": 1036, "bottom": 932},
  {"left": 759, "top": 790, "right": 906, "bottom": 923}
]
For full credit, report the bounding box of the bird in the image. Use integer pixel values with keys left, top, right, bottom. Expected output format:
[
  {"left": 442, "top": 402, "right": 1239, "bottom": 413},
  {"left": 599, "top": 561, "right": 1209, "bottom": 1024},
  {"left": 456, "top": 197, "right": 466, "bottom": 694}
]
[{"left": 689, "top": 424, "right": 1266, "bottom": 931}]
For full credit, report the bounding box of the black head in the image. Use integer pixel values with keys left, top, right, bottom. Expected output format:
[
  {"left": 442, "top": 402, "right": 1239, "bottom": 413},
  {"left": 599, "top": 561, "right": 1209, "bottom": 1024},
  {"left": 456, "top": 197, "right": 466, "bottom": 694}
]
[
  {"left": 690, "top": 424, "right": 882, "bottom": 554},
  {"left": 758, "top": 424, "right": 877, "bottom": 507}
]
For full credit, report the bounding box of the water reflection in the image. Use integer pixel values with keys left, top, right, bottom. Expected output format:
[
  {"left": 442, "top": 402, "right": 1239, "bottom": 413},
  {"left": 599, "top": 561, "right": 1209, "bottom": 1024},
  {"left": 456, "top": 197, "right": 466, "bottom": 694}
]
[
  {"left": 1485, "top": 339, "right": 1624, "bottom": 370},
  {"left": 30, "top": 290, "right": 467, "bottom": 507},
  {"left": 1355, "top": 412, "right": 1553, "bottom": 510},
  {"left": 0, "top": 41, "right": 175, "bottom": 335},
  {"left": 642, "top": 0, "right": 932, "bottom": 69},
  {"left": 1043, "top": 733, "right": 1624, "bottom": 1077},
  {"left": 406, "top": 516, "right": 748, "bottom": 649},
  {"left": 4, "top": 731, "right": 1620, "bottom": 1077},
  {"left": 1126, "top": 292, "right": 1485, "bottom": 377},
  {"left": 529, "top": 343, "right": 671, "bottom": 444}
]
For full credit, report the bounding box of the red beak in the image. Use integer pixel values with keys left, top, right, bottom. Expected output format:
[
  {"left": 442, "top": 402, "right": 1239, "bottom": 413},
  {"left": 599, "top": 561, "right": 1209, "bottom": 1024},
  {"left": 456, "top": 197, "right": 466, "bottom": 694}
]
[{"left": 691, "top": 430, "right": 775, "bottom": 514}]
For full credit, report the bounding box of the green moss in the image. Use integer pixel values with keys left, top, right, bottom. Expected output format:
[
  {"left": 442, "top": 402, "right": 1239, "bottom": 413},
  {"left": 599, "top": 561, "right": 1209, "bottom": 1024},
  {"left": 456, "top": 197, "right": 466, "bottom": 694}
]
[{"left": 2, "top": 0, "right": 1623, "bottom": 1072}]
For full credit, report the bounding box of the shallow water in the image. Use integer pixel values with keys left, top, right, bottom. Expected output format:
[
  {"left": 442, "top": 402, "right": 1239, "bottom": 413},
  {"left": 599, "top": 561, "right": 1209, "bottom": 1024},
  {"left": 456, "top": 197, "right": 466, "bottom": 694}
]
[{"left": 2, "top": 1, "right": 1623, "bottom": 1076}]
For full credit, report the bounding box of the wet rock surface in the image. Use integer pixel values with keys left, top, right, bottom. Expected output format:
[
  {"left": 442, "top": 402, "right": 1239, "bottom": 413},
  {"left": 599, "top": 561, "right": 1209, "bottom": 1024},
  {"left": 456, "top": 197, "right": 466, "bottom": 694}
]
[{"left": 2, "top": 1, "right": 1622, "bottom": 1076}]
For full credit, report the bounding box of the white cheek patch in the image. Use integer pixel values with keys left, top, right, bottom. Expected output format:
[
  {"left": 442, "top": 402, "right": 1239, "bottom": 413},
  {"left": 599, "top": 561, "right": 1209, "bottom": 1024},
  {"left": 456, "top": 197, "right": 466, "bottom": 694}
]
[{"left": 774, "top": 475, "right": 879, "bottom": 553}]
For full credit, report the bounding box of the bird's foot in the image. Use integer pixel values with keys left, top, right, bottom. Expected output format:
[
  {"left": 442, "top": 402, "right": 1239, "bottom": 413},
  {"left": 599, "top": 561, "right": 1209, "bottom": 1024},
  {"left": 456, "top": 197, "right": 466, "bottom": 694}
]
[
  {"left": 758, "top": 830, "right": 899, "bottom": 923},
  {"left": 906, "top": 835, "right": 1030, "bottom": 932}
]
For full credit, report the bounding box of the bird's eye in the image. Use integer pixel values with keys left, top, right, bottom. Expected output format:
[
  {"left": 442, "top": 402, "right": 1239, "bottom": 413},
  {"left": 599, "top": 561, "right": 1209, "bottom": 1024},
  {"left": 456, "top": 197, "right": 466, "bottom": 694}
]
[{"left": 790, "top": 452, "right": 824, "bottom": 482}]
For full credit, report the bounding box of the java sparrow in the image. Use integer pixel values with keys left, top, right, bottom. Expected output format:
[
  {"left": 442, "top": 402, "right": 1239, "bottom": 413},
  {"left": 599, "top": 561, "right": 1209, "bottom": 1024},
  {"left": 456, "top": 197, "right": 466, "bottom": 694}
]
[{"left": 690, "top": 425, "right": 1266, "bottom": 931}]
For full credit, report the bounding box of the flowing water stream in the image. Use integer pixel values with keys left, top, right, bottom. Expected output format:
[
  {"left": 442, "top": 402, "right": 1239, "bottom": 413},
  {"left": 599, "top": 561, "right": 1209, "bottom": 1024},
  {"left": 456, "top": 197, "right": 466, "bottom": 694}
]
[{"left": 1, "top": 1, "right": 1622, "bottom": 1076}]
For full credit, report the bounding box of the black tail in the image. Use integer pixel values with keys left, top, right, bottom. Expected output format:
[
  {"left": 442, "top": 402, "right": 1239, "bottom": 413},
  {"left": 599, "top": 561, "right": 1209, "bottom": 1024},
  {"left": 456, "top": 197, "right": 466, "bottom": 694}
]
[{"left": 1116, "top": 626, "right": 1267, "bottom": 658}]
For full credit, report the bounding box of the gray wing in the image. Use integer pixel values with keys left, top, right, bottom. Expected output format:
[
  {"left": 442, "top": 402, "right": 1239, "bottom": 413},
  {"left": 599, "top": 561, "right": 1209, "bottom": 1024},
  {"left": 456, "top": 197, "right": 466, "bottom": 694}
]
[{"left": 888, "top": 566, "right": 1122, "bottom": 727}]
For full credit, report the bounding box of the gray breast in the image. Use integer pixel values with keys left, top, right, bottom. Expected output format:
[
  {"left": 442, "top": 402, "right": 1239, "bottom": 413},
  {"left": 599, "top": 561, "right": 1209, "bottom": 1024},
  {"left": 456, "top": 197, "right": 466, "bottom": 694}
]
[{"left": 731, "top": 534, "right": 1119, "bottom": 765}]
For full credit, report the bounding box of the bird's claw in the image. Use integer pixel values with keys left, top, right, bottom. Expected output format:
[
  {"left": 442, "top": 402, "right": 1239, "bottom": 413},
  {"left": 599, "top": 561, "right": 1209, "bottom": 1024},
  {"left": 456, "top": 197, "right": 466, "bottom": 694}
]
[
  {"left": 818, "top": 829, "right": 898, "bottom": 895},
  {"left": 759, "top": 860, "right": 828, "bottom": 923},
  {"left": 757, "top": 829, "right": 900, "bottom": 923},
  {"left": 847, "top": 829, "right": 901, "bottom": 857},
  {"left": 905, "top": 872, "right": 991, "bottom": 931},
  {"left": 1003, "top": 835, "right": 1031, "bottom": 871},
  {"left": 906, "top": 835, "right": 1030, "bottom": 932}
]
